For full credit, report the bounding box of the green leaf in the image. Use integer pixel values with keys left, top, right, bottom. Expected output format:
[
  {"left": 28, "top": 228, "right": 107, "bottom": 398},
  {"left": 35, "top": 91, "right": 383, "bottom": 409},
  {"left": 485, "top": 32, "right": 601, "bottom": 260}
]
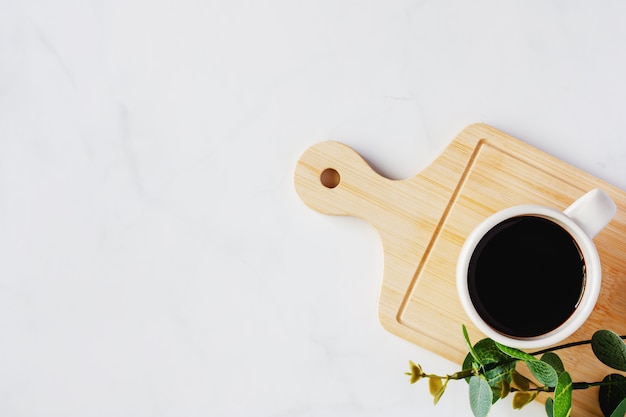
[
  {"left": 429, "top": 377, "right": 447, "bottom": 404},
  {"left": 592, "top": 330, "right": 626, "bottom": 371},
  {"left": 462, "top": 338, "right": 515, "bottom": 401},
  {"left": 545, "top": 398, "right": 554, "bottom": 417},
  {"left": 511, "top": 370, "right": 530, "bottom": 391},
  {"left": 553, "top": 371, "right": 572, "bottom": 417},
  {"left": 495, "top": 342, "right": 558, "bottom": 387},
  {"left": 464, "top": 325, "right": 483, "bottom": 366},
  {"left": 541, "top": 352, "right": 565, "bottom": 375},
  {"left": 429, "top": 377, "right": 442, "bottom": 395},
  {"left": 499, "top": 379, "right": 510, "bottom": 399},
  {"left": 484, "top": 365, "right": 514, "bottom": 404},
  {"left": 599, "top": 374, "right": 626, "bottom": 417},
  {"left": 512, "top": 391, "right": 537, "bottom": 410},
  {"left": 610, "top": 396, "right": 626, "bottom": 417},
  {"left": 407, "top": 361, "right": 423, "bottom": 384},
  {"left": 476, "top": 339, "right": 513, "bottom": 364},
  {"left": 527, "top": 360, "right": 558, "bottom": 388},
  {"left": 470, "top": 376, "right": 493, "bottom": 417},
  {"left": 495, "top": 343, "right": 536, "bottom": 362}
]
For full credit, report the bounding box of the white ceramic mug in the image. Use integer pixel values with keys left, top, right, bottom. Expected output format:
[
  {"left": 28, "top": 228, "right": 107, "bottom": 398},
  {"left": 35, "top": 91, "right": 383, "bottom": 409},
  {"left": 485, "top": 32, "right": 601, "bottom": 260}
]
[{"left": 456, "top": 189, "right": 617, "bottom": 349}]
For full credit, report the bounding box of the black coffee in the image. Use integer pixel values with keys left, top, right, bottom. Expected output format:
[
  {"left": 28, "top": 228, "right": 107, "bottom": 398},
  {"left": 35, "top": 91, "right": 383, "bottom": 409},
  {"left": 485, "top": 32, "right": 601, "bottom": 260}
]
[{"left": 468, "top": 215, "right": 585, "bottom": 338}]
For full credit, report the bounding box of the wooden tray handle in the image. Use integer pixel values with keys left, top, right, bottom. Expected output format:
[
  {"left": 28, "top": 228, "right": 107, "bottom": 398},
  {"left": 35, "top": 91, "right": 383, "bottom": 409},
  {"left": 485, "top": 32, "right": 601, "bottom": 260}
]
[{"left": 294, "top": 141, "right": 393, "bottom": 223}]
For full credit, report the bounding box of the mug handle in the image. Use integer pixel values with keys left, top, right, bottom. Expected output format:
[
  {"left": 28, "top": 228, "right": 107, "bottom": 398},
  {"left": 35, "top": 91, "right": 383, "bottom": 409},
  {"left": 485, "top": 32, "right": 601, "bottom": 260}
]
[{"left": 564, "top": 188, "right": 617, "bottom": 238}]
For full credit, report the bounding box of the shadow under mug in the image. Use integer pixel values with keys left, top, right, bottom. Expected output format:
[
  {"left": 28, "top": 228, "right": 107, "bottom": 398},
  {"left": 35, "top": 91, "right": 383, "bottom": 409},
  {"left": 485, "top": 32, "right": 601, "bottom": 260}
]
[{"left": 456, "top": 189, "right": 617, "bottom": 349}]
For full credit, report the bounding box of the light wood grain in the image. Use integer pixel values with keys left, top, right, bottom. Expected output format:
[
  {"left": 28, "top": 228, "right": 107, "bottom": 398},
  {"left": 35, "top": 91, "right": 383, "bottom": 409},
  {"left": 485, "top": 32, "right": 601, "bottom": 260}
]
[{"left": 294, "top": 123, "right": 626, "bottom": 417}]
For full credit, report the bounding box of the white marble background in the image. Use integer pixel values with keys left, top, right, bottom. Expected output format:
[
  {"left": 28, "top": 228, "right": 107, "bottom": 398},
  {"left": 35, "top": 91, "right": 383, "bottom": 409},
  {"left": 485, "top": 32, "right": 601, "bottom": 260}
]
[{"left": 2, "top": 0, "right": 626, "bottom": 416}]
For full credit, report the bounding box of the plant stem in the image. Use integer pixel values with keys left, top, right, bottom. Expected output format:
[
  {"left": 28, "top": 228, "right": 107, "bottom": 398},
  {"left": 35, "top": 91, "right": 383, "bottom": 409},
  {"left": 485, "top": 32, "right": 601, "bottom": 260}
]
[
  {"left": 479, "top": 335, "right": 626, "bottom": 373},
  {"left": 509, "top": 378, "right": 626, "bottom": 394},
  {"left": 529, "top": 335, "right": 626, "bottom": 357},
  {"left": 421, "top": 368, "right": 477, "bottom": 381},
  {"left": 419, "top": 334, "right": 626, "bottom": 391}
]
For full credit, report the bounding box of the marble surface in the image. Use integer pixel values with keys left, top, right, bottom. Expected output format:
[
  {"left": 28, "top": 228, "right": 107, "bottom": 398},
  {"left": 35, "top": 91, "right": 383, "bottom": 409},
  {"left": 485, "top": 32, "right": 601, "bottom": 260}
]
[{"left": 2, "top": 1, "right": 626, "bottom": 416}]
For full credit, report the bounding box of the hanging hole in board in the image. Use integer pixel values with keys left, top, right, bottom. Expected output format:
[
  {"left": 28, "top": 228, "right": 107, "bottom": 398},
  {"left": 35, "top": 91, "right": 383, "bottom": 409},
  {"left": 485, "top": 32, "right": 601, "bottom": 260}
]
[{"left": 320, "top": 168, "right": 340, "bottom": 189}]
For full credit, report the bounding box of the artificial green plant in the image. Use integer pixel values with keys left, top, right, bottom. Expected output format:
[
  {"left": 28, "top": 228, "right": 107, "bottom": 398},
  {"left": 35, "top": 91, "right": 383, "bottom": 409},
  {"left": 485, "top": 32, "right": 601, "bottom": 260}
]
[{"left": 407, "top": 325, "right": 626, "bottom": 417}]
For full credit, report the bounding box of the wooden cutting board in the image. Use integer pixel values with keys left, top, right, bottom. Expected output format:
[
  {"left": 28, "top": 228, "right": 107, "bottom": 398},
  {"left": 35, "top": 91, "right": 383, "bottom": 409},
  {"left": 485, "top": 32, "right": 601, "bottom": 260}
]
[{"left": 294, "top": 124, "right": 626, "bottom": 417}]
